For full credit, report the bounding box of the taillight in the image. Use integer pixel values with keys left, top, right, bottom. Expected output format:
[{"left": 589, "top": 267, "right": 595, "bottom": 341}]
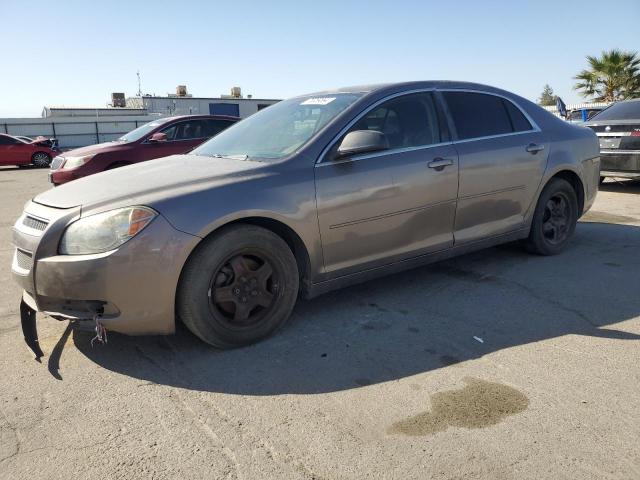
[{"left": 630, "top": 130, "right": 640, "bottom": 137}]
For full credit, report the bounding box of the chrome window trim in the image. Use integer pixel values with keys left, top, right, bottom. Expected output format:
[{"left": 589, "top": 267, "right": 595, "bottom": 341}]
[
  {"left": 316, "top": 87, "right": 541, "bottom": 165},
  {"left": 316, "top": 141, "right": 454, "bottom": 167}
]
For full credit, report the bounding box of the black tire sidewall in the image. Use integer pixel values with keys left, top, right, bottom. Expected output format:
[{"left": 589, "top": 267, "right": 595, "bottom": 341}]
[
  {"left": 177, "top": 225, "right": 299, "bottom": 348},
  {"left": 527, "top": 178, "right": 578, "bottom": 255}
]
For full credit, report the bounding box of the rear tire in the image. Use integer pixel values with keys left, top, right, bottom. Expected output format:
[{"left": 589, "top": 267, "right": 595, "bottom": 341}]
[
  {"left": 31, "top": 152, "right": 51, "bottom": 167},
  {"left": 525, "top": 178, "right": 578, "bottom": 256},
  {"left": 177, "top": 225, "right": 299, "bottom": 348}
]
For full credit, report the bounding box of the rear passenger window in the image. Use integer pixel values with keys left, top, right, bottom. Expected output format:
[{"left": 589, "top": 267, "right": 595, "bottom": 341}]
[
  {"left": 503, "top": 99, "right": 533, "bottom": 132},
  {"left": 205, "top": 119, "right": 234, "bottom": 137},
  {"left": 443, "top": 92, "right": 513, "bottom": 140}
]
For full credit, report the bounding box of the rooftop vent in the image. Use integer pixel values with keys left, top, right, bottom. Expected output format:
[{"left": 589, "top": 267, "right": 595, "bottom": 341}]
[
  {"left": 111, "top": 92, "right": 126, "bottom": 107},
  {"left": 176, "top": 85, "right": 188, "bottom": 97},
  {"left": 230, "top": 86, "right": 242, "bottom": 98}
]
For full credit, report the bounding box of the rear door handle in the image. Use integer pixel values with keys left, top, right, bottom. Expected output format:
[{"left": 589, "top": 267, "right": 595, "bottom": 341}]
[
  {"left": 428, "top": 158, "right": 454, "bottom": 170},
  {"left": 525, "top": 143, "right": 545, "bottom": 154}
]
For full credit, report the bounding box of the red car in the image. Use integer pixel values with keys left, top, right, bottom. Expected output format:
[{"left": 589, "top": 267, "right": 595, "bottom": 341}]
[
  {"left": 49, "top": 114, "right": 238, "bottom": 185},
  {"left": 0, "top": 134, "right": 59, "bottom": 167}
]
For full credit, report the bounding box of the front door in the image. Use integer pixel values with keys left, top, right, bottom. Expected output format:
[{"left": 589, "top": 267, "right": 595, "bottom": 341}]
[
  {"left": 315, "top": 92, "right": 459, "bottom": 277},
  {"left": 142, "top": 119, "right": 210, "bottom": 161}
]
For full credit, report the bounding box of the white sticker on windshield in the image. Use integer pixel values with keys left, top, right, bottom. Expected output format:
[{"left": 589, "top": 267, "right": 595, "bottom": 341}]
[{"left": 300, "top": 97, "right": 336, "bottom": 106}]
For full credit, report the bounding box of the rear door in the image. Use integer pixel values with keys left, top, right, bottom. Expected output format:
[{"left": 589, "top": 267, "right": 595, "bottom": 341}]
[
  {"left": 440, "top": 91, "right": 549, "bottom": 244},
  {"left": 315, "top": 91, "right": 459, "bottom": 276}
]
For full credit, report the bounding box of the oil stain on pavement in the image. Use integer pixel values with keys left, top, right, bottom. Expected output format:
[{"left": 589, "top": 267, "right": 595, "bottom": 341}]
[{"left": 388, "top": 377, "right": 529, "bottom": 436}]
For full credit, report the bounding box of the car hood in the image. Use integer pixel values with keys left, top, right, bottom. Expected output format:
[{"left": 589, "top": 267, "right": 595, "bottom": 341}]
[
  {"left": 60, "top": 141, "right": 131, "bottom": 157},
  {"left": 34, "top": 154, "right": 270, "bottom": 210}
]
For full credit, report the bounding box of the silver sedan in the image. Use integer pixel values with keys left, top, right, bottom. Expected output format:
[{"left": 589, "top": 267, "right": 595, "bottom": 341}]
[{"left": 11, "top": 81, "right": 600, "bottom": 356}]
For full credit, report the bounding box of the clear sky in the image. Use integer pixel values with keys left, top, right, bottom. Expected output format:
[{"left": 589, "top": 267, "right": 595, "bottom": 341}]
[{"left": 1, "top": 0, "right": 638, "bottom": 117}]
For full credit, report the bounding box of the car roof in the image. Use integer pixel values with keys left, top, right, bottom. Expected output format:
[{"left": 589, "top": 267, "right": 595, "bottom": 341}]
[
  {"left": 155, "top": 114, "right": 240, "bottom": 123},
  {"left": 300, "top": 80, "right": 512, "bottom": 97}
]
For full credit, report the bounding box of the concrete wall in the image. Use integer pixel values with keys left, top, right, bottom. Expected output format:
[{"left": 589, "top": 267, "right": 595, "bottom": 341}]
[{"left": 0, "top": 115, "right": 164, "bottom": 149}]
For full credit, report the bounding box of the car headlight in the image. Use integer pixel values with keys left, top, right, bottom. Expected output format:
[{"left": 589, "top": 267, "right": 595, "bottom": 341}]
[
  {"left": 59, "top": 206, "right": 157, "bottom": 255},
  {"left": 62, "top": 154, "right": 95, "bottom": 169}
]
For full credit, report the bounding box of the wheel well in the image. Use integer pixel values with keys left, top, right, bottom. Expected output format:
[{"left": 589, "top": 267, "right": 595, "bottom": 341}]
[
  {"left": 221, "top": 217, "right": 311, "bottom": 292},
  {"left": 549, "top": 170, "right": 585, "bottom": 215}
]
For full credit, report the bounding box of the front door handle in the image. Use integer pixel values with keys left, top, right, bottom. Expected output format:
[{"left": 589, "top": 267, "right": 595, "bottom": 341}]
[
  {"left": 525, "top": 143, "right": 545, "bottom": 154},
  {"left": 428, "top": 158, "right": 453, "bottom": 171}
]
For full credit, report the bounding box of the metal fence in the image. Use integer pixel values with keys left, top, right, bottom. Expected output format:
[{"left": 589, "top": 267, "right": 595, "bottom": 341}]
[
  {"left": 0, "top": 115, "right": 164, "bottom": 149},
  {"left": 542, "top": 102, "right": 611, "bottom": 117}
]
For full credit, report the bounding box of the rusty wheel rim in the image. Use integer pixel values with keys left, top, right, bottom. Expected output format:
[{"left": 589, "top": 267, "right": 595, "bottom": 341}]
[
  {"left": 208, "top": 252, "right": 279, "bottom": 328},
  {"left": 542, "top": 192, "right": 571, "bottom": 245}
]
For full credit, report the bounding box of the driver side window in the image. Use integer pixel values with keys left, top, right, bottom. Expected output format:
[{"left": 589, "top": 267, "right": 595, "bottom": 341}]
[
  {"left": 160, "top": 120, "right": 206, "bottom": 141},
  {"left": 348, "top": 92, "right": 445, "bottom": 151}
]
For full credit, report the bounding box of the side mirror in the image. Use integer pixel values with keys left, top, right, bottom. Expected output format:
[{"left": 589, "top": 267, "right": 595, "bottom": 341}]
[
  {"left": 335, "top": 130, "right": 388, "bottom": 159},
  {"left": 148, "top": 132, "right": 168, "bottom": 143}
]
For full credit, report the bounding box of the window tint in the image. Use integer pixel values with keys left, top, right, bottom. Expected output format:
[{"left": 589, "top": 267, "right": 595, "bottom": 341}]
[
  {"left": 0, "top": 135, "right": 19, "bottom": 145},
  {"left": 443, "top": 92, "right": 513, "bottom": 140},
  {"left": 204, "top": 119, "right": 234, "bottom": 137},
  {"left": 161, "top": 120, "right": 207, "bottom": 141},
  {"left": 347, "top": 92, "right": 443, "bottom": 150},
  {"left": 503, "top": 99, "right": 532, "bottom": 131}
]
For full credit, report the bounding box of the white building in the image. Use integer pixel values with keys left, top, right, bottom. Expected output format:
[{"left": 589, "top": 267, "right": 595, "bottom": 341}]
[{"left": 125, "top": 94, "right": 279, "bottom": 118}]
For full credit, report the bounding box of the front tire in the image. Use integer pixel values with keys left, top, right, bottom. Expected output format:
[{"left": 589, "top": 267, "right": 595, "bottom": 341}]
[
  {"left": 525, "top": 178, "right": 578, "bottom": 255},
  {"left": 177, "top": 225, "right": 299, "bottom": 348},
  {"left": 31, "top": 152, "right": 51, "bottom": 167}
]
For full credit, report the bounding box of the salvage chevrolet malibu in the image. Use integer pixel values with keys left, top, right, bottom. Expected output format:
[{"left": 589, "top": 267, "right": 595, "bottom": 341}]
[{"left": 11, "top": 81, "right": 600, "bottom": 357}]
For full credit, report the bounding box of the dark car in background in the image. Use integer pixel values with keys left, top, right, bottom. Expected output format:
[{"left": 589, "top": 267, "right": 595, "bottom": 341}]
[
  {"left": 49, "top": 114, "right": 238, "bottom": 185},
  {"left": 0, "top": 134, "right": 59, "bottom": 167},
  {"left": 584, "top": 99, "right": 640, "bottom": 181},
  {"left": 566, "top": 107, "right": 604, "bottom": 123}
]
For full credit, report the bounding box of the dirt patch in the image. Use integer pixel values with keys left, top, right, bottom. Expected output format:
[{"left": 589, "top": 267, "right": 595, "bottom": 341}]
[{"left": 388, "top": 377, "right": 529, "bottom": 436}]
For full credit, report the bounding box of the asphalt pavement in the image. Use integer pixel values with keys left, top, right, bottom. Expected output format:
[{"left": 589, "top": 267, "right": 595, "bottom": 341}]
[{"left": 1, "top": 167, "right": 639, "bottom": 479}]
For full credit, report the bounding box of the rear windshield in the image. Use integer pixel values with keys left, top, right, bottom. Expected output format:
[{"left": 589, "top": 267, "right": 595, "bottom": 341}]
[{"left": 589, "top": 101, "right": 640, "bottom": 121}]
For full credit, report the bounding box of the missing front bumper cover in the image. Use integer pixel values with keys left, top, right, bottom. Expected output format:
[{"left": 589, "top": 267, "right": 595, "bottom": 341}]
[{"left": 20, "top": 299, "right": 44, "bottom": 361}]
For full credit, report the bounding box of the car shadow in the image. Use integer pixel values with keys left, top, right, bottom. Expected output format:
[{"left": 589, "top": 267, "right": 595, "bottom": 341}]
[
  {"left": 600, "top": 178, "right": 640, "bottom": 194},
  {"left": 71, "top": 221, "right": 640, "bottom": 395}
]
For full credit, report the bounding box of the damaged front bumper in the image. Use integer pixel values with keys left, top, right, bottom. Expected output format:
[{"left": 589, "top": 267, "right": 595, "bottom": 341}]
[{"left": 11, "top": 200, "right": 199, "bottom": 358}]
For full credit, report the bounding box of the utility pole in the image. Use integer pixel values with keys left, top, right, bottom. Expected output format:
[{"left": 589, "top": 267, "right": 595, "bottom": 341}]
[{"left": 137, "top": 70, "right": 142, "bottom": 97}]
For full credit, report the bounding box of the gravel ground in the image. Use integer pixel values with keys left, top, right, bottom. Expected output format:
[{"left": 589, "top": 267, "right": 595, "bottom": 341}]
[{"left": 1, "top": 167, "right": 639, "bottom": 480}]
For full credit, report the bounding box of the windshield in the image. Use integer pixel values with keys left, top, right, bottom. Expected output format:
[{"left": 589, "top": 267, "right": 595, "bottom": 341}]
[
  {"left": 118, "top": 118, "right": 170, "bottom": 142},
  {"left": 192, "top": 93, "right": 363, "bottom": 161},
  {"left": 589, "top": 101, "right": 640, "bottom": 121}
]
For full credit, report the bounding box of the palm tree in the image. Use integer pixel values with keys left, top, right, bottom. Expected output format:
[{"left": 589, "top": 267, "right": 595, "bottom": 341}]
[{"left": 574, "top": 49, "right": 640, "bottom": 102}]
